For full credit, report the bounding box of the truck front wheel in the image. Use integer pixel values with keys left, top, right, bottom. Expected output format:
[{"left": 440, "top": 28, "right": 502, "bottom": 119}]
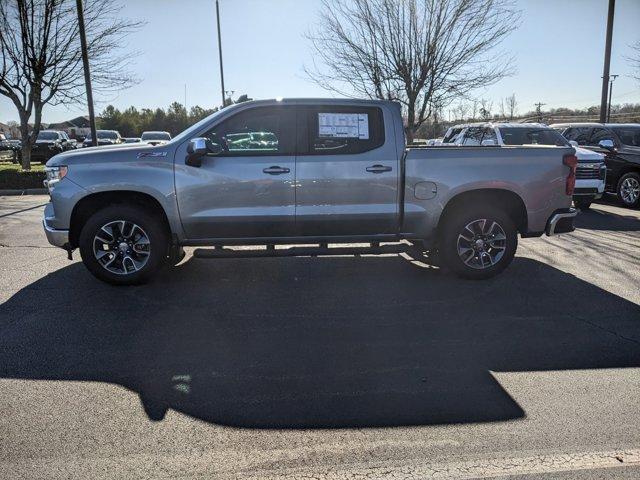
[
  {"left": 79, "top": 205, "right": 169, "bottom": 285},
  {"left": 617, "top": 172, "right": 640, "bottom": 208},
  {"left": 439, "top": 206, "right": 517, "bottom": 280}
]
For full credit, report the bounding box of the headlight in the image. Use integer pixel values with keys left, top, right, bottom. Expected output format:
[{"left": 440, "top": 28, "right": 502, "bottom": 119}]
[{"left": 44, "top": 166, "right": 68, "bottom": 191}]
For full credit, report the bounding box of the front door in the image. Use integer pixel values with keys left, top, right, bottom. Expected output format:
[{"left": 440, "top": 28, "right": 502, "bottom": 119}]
[
  {"left": 295, "top": 105, "right": 399, "bottom": 236},
  {"left": 588, "top": 127, "right": 622, "bottom": 190},
  {"left": 175, "top": 106, "right": 297, "bottom": 239}
]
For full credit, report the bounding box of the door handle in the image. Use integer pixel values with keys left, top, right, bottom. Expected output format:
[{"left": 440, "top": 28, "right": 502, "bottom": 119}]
[
  {"left": 263, "top": 166, "right": 290, "bottom": 175},
  {"left": 366, "top": 165, "right": 392, "bottom": 173}
]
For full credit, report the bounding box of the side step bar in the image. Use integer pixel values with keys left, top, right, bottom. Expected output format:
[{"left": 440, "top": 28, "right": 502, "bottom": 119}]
[{"left": 193, "top": 243, "right": 411, "bottom": 259}]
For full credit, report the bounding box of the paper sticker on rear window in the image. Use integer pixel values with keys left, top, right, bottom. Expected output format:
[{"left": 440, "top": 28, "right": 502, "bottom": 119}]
[{"left": 318, "top": 113, "right": 369, "bottom": 139}]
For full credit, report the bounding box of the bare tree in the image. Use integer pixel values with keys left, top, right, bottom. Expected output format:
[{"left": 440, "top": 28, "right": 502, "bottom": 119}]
[
  {"left": 479, "top": 98, "right": 493, "bottom": 121},
  {"left": 498, "top": 99, "right": 506, "bottom": 119},
  {"left": 470, "top": 99, "right": 479, "bottom": 120},
  {"left": 454, "top": 102, "right": 469, "bottom": 122},
  {"left": 305, "top": 0, "right": 520, "bottom": 142},
  {"left": 0, "top": 0, "right": 141, "bottom": 169},
  {"left": 505, "top": 93, "right": 517, "bottom": 119},
  {"left": 629, "top": 41, "right": 640, "bottom": 83}
]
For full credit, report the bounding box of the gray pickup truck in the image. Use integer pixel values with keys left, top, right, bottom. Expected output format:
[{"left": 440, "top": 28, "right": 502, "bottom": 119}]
[{"left": 43, "top": 99, "right": 577, "bottom": 284}]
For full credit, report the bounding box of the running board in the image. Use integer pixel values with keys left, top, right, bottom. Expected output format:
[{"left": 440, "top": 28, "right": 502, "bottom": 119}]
[{"left": 193, "top": 243, "right": 410, "bottom": 259}]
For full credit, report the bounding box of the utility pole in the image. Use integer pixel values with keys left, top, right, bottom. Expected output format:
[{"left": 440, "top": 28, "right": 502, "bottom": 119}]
[
  {"left": 534, "top": 102, "right": 546, "bottom": 123},
  {"left": 599, "top": 0, "right": 615, "bottom": 123},
  {"left": 76, "top": 0, "right": 97, "bottom": 146},
  {"left": 607, "top": 74, "right": 619, "bottom": 123},
  {"left": 216, "top": 0, "right": 226, "bottom": 108}
]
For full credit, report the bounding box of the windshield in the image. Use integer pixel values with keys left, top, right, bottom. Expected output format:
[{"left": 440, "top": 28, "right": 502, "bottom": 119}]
[
  {"left": 37, "top": 131, "right": 59, "bottom": 141},
  {"left": 86, "top": 131, "right": 119, "bottom": 140},
  {"left": 142, "top": 132, "right": 171, "bottom": 140},
  {"left": 499, "top": 127, "right": 569, "bottom": 146},
  {"left": 171, "top": 104, "right": 240, "bottom": 145},
  {"left": 443, "top": 128, "right": 462, "bottom": 143},
  {"left": 610, "top": 126, "right": 640, "bottom": 147}
]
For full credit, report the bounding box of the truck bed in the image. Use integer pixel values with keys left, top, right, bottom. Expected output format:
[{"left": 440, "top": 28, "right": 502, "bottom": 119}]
[{"left": 402, "top": 146, "right": 575, "bottom": 238}]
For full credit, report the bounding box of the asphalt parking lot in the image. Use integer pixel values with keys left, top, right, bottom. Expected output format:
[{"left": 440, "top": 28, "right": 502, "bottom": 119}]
[{"left": 0, "top": 195, "right": 639, "bottom": 479}]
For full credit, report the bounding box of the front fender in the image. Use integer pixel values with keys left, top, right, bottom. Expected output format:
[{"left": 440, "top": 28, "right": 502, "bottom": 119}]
[{"left": 64, "top": 160, "right": 184, "bottom": 239}]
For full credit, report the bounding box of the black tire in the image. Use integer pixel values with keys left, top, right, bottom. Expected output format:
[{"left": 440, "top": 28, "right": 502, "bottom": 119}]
[
  {"left": 79, "top": 205, "right": 169, "bottom": 285},
  {"left": 617, "top": 172, "right": 640, "bottom": 208},
  {"left": 439, "top": 205, "right": 517, "bottom": 280},
  {"left": 574, "top": 199, "right": 592, "bottom": 210}
]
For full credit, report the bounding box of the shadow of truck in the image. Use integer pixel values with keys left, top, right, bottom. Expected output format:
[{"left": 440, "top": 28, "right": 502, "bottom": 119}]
[{"left": 1, "top": 253, "right": 639, "bottom": 429}]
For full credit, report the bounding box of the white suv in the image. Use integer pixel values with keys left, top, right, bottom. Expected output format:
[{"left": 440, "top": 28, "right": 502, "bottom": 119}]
[{"left": 442, "top": 122, "right": 606, "bottom": 210}]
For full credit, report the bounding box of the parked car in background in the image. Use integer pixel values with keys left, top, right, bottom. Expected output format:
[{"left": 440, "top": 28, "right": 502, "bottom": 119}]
[
  {"left": 31, "top": 130, "right": 77, "bottom": 163},
  {"left": 550, "top": 123, "right": 640, "bottom": 208},
  {"left": 141, "top": 131, "right": 172, "bottom": 146},
  {"left": 123, "top": 137, "right": 143, "bottom": 144},
  {"left": 43, "top": 98, "right": 577, "bottom": 285},
  {"left": 1, "top": 138, "right": 22, "bottom": 163},
  {"left": 442, "top": 122, "right": 606, "bottom": 210},
  {"left": 0, "top": 133, "right": 11, "bottom": 160},
  {"left": 82, "top": 130, "right": 123, "bottom": 147}
]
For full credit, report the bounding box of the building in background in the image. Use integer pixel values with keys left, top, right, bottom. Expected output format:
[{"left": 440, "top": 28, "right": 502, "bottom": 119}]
[{"left": 47, "top": 116, "right": 96, "bottom": 140}]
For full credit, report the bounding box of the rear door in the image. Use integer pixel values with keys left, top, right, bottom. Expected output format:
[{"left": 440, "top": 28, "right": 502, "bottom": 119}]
[
  {"left": 588, "top": 127, "right": 623, "bottom": 190},
  {"left": 175, "top": 105, "right": 297, "bottom": 239},
  {"left": 295, "top": 105, "right": 399, "bottom": 236}
]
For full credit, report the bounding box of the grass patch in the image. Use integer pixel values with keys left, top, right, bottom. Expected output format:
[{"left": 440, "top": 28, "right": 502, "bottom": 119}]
[{"left": 0, "top": 161, "right": 46, "bottom": 190}]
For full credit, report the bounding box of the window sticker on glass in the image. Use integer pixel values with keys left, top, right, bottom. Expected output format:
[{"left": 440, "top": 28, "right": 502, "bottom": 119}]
[{"left": 318, "top": 113, "right": 369, "bottom": 139}]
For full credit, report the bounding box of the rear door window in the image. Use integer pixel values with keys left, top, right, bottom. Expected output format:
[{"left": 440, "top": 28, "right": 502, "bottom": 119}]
[
  {"left": 462, "top": 127, "right": 484, "bottom": 145},
  {"left": 563, "top": 127, "right": 592, "bottom": 145},
  {"left": 589, "top": 128, "right": 616, "bottom": 146},
  {"left": 499, "top": 128, "right": 568, "bottom": 146},
  {"left": 303, "top": 106, "right": 385, "bottom": 155},
  {"left": 482, "top": 128, "right": 498, "bottom": 144}
]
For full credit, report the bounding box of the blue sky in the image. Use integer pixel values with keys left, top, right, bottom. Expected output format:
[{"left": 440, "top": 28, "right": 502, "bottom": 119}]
[{"left": 1, "top": 0, "right": 639, "bottom": 124}]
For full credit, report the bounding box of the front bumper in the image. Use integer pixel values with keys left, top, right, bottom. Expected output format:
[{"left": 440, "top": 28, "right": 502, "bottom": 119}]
[
  {"left": 43, "top": 218, "right": 70, "bottom": 248},
  {"left": 545, "top": 208, "right": 578, "bottom": 236}
]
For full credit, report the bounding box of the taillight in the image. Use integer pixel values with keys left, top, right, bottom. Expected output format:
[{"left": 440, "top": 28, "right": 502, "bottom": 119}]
[{"left": 563, "top": 154, "right": 578, "bottom": 196}]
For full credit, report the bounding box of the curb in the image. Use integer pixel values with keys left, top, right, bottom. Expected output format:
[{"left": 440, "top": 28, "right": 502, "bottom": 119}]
[{"left": 0, "top": 188, "right": 48, "bottom": 196}]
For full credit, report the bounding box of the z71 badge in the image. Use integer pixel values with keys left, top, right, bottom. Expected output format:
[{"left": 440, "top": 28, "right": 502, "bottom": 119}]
[{"left": 137, "top": 151, "right": 168, "bottom": 158}]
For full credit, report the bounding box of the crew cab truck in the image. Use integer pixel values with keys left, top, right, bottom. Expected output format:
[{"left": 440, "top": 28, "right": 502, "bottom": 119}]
[{"left": 43, "top": 99, "right": 578, "bottom": 285}]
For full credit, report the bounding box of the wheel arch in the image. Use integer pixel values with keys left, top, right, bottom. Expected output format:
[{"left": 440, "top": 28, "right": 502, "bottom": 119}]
[
  {"left": 437, "top": 188, "right": 528, "bottom": 237},
  {"left": 69, "top": 190, "right": 172, "bottom": 249}
]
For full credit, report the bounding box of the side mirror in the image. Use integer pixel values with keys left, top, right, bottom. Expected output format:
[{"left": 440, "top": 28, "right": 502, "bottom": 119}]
[
  {"left": 481, "top": 139, "right": 497, "bottom": 146},
  {"left": 568, "top": 140, "right": 579, "bottom": 147},
  {"left": 185, "top": 137, "right": 222, "bottom": 167},
  {"left": 598, "top": 139, "right": 615, "bottom": 150}
]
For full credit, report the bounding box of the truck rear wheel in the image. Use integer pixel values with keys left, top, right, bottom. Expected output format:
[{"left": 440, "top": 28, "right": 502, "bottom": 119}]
[
  {"left": 439, "top": 205, "right": 517, "bottom": 280},
  {"left": 79, "top": 205, "right": 169, "bottom": 285}
]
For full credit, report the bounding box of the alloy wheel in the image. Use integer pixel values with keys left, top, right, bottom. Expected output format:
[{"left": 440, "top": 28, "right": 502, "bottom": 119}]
[
  {"left": 93, "top": 220, "right": 151, "bottom": 275},
  {"left": 620, "top": 177, "right": 640, "bottom": 205},
  {"left": 456, "top": 219, "right": 507, "bottom": 270}
]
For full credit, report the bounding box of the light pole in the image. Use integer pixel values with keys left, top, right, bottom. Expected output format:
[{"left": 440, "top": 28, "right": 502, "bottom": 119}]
[
  {"left": 599, "top": 0, "right": 615, "bottom": 123},
  {"left": 76, "top": 0, "right": 97, "bottom": 146},
  {"left": 216, "top": 0, "right": 226, "bottom": 108},
  {"left": 607, "top": 74, "right": 619, "bottom": 123}
]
